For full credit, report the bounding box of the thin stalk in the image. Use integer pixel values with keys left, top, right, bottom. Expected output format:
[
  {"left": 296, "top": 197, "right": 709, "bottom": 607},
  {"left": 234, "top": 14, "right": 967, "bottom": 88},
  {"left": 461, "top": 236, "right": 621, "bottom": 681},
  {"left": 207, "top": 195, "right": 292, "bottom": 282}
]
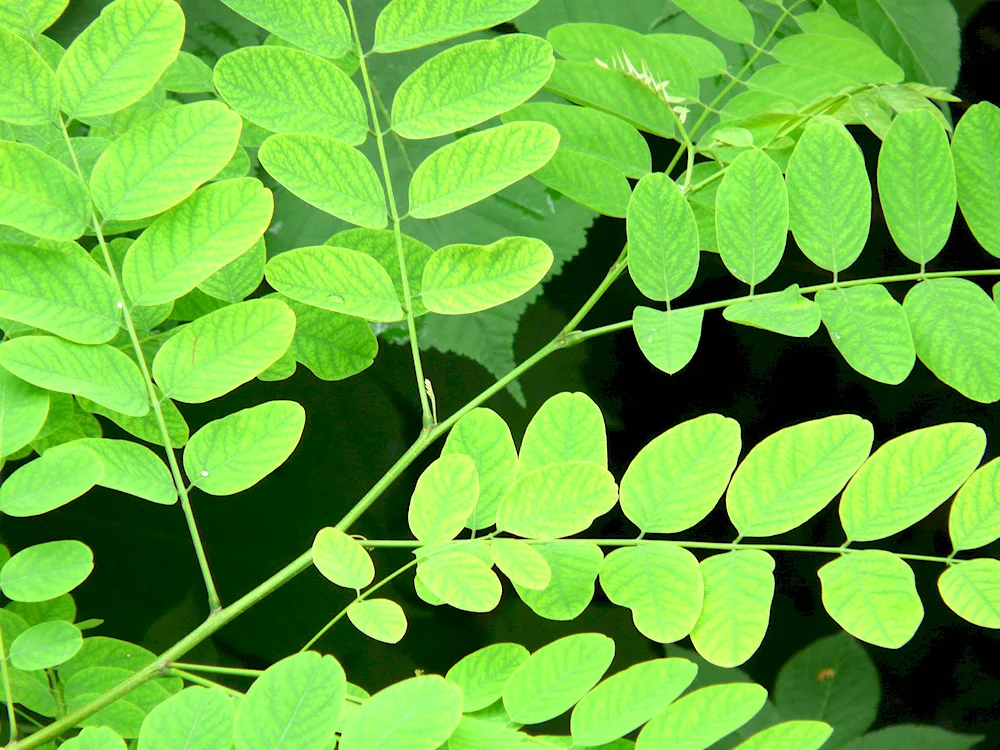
[
  {"left": 346, "top": 0, "right": 433, "bottom": 429},
  {"left": 560, "top": 247, "right": 628, "bottom": 335},
  {"left": 166, "top": 663, "right": 261, "bottom": 678},
  {"left": 57, "top": 118, "right": 221, "bottom": 613},
  {"left": 164, "top": 669, "right": 244, "bottom": 697},
  {"left": 0, "top": 619, "right": 17, "bottom": 743}
]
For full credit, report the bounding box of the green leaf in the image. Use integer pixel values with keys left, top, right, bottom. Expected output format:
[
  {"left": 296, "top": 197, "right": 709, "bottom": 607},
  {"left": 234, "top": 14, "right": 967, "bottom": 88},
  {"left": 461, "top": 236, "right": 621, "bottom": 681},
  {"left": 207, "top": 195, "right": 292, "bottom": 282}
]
[
  {"left": 628, "top": 174, "right": 699, "bottom": 302},
  {"left": 441, "top": 407, "right": 517, "bottom": 531},
  {"left": 786, "top": 118, "right": 871, "bottom": 274},
  {"left": 64, "top": 665, "right": 170, "bottom": 737},
  {"left": 339, "top": 675, "right": 463, "bottom": 750},
  {"left": 259, "top": 134, "right": 387, "bottom": 229},
  {"left": 0, "top": 441, "right": 102, "bottom": 516},
  {"left": 375, "top": 0, "right": 539, "bottom": 53},
  {"left": 0, "top": 336, "right": 147, "bottom": 416},
  {"left": 672, "top": 0, "right": 754, "bottom": 42},
  {"left": 514, "top": 540, "right": 602, "bottom": 621},
  {"left": 280, "top": 298, "right": 378, "bottom": 382},
  {"left": 60, "top": 727, "right": 126, "bottom": 750},
  {"left": 877, "top": 109, "right": 956, "bottom": 266},
  {"left": 1, "top": 540, "right": 93, "bottom": 602},
  {"left": 217, "top": 0, "right": 351, "bottom": 59},
  {"left": 649, "top": 33, "right": 728, "bottom": 78},
  {"left": 950, "top": 457, "right": 1000, "bottom": 552},
  {"left": 409, "top": 454, "right": 480, "bottom": 543},
  {"left": 59, "top": 636, "right": 179, "bottom": 692},
  {"left": 732, "top": 721, "right": 833, "bottom": 750},
  {"left": 635, "top": 683, "right": 768, "bottom": 750},
  {"left": 951, "top": 101, "right": 1000, "bottom": 258},
  {"left": 904, "top": 278, "right": 1000, "bottom": 403},
  {"left": 518, "top": 391, "right": 606, "bottom": 475},
  {"left": 446, "top": 642, "right": 529, "bottom": 713},
  {"left": 716, "top": 149, "right": 788, "bottom": 290},
  {"left": 214, "top": 47, "right": 366, "bottom": 145},
  {"left": 0, "top": 141, "right": 90, "bottom": 240},
  {"left": 491, "top": 539, "right": 550, "bottom": 590},
  {"left": 620, "top": 414, "right": 741, "bottom": 534},
  {"left": 527, "top": 148, "right": 632, "bottom": 216},
  {"left": 570, "top": 658, "right": 698, "bottom": 747},
  {"left": 0, "top": 242, "right": 120, "bottom": 344},
  {"left": 818, "top": 550, "right": 923, "bottom": 649},
  {"left": 312, "top": 527, "right": 375, "bottom": 590},
  {"left": 121, "top": 178, "right": 273, "bottom": 305},
  {"left": 723, "top": 285, "right": 821, "bottom": 338},
  {"left": 199, "top": 237, "right": 266, "bottom": 304},
  {"left": 496, "top": 461, "right": 617, "bottom": 539},
  {"left": 77, "top": 386, "right": 188, "bottom": 449},
  {"left": 727, "top": 415, "right": 874, "bottom": 538},
  {"left": 408, "top": 122, "right": 559, "bottom": 218},
  {"left": 422, "top": 237, "right": 552, "bottom": 315},
  {"left": 9, "top": 619, "right": 81, "bottom": 671},
  {"left": 0, "top": 25, "right": 59, "bottom": 125},
  {"left": 57, "top": 0, "right": 183, "bottom": 120},
  {"left": 6, "top": 594, "right": 75, "bottom": 627},
  {"left": 51, "top": 437, "right": 175, "bottom": 505},
  {"left": 633, "top": 307, "right": 704, "bottom": 375},
  {"left": 689, "top": 550, "right": 775, "bottom": 668},
  {"left": 0, "top": 0, "right": 67, "bottom": 42},
  {"left": 774, "top": 632, "right": 879, "bottom": 748},
  {"left": 770, "top": 34, "right": 903, "bottom": 84},
  {"left": 265, "top": 245, "right": 403, "bottom": 322},
  {"left": 938, "top": 558, "right": 1000, "bottom": 629},
  {"left": 840, "top": 422, "right": 986, "bottom": 543},
  {"left": 152, "top": 299, "right": 296, "bottom": 403},
  {"left": 139, "top": 686, "right": 235, "bottom": 750},
  {"left": 183, "top": 400, "right": 305, "bottom": 495},
  {"left": 393, "top": 35, "right": 553, "bottom": 140},
  {"left": 600, "top": 543, "right": 703, "bottom": 644},
  {"left": 816, "top": 284, "right": 915, "bottom": 385},
  {"left": 90, "top": 102, "right": 243, "bottom": 221},
  {"left": 416, "top": 549, "right": 502, "bottom": 612},
  {"left": 161, "top": 51, "right": 215, "bottom": 94},
  {"left": 839, "top": 725, "right": 984, "bottom": 750},
  {"left": 235, "top": 652, "right": 346, "bottom": 750},
  {"left": 745, "top": 64, "right": 855, "bottom": 108},
  {"left": 0, "top": 367, "right": 48, "bottom": 457},
  {"left": 346, "top": 599, "right": 407, "bottom": 644},
  {"left": 503, "top": 633, "right": 614, "bottom": 725}
]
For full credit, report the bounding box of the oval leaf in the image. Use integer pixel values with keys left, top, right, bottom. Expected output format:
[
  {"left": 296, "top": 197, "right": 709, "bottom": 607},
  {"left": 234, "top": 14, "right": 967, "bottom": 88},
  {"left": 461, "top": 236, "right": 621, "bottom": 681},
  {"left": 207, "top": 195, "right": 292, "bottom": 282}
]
[
  {"left": 514, "top": 541, "right": 603, "bottom": 621},
  {"left": 633, "top": 306, "right": 704, "bottom": 375},
  {"left": 733, "top": 720, "right": 833, "bottom": 750},
  {"left": 346, "top": 599, "right": 407, "bottom": 644},
  {"left": 952, "top": 101, "right": 1000, "bottom": 257},
  {"left": 636, "top": 683, "right": 768, "bottom": 750},
  {"left": 518, "top": 391, "right": 606, "bottom": 476},
  {"left": 9, "top": 620, "right": 82, "bottom": 671},
  {"left": 53, "top": 437, "right": 175, "bottom": 505},
  {"left": 312, "top": 527, "right": 375, "bottom": 590},
  {"left": 0, "top": 25, "right": 59, "bottom": 125},
  {"left": 491, "top": 538, "right": 550, "bottom": 590},
  {"left": 0, "top": 367, "right": 49, "bottom": 457},
  {"left": 723, "top": 284, "right": 821, "bottom": 338},
  {"left": 217, "top": 0, "right": 351, "bottom": 59},
  {"left": 409, "top": 454, "right": 479, "bottom": 543},
  {"left": 938, "top": 558, "right": 1000, "bottom": 629},
  {"left": 374, "top": 0, "right": 538, "bottom": 53},
  {"left": 950, "top": 457, "right": 1000, "bottom": 552},
  {"left": 0, "top": 142, "right": 89, "bottom": 240},
  {"left": 416, "top": 549, "right": 502, "bottom": 613},
  {"left": 445, "top": 642, "right": 529, "bottom": 713},
  {"left": 672, "top": 0, "right": 755, "bottom": 43},
  {"left": 139, "top": 686, "right": 235, "bottom": 750},
  {"left": 0, "top": 441, "right": 103, "bottom": 517},
  {"left": 1, "top": 540, "right": 93, "bottom": 602}
]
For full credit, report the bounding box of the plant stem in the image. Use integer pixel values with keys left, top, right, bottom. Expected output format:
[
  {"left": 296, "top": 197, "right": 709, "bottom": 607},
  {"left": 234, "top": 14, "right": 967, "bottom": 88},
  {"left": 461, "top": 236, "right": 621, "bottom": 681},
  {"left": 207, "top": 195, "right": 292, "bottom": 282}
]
[
  {"left": 164, "top": 669, "right": 244, "bottom": 697},
  {"left": 57, "top": 120, "right": 221, "bottom": 613},
  {"left": 345, "top": 0, "right": 433, "bottom": 429},
  {"left": 166, "top": 663, "right": 261, "bottom": 677},
  {"left": 560, "top": 246, "right": 628, "bottom": 335},
  {"left": 0, "top": 619, "right": 17, "bottom": 744}
]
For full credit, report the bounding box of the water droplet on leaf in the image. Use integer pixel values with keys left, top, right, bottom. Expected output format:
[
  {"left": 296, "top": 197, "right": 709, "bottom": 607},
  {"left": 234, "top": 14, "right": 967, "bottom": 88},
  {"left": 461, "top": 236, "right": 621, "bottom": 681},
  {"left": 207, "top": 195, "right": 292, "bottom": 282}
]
[{"left": 327, "top": 294, "right": 345, "bottom": 304}]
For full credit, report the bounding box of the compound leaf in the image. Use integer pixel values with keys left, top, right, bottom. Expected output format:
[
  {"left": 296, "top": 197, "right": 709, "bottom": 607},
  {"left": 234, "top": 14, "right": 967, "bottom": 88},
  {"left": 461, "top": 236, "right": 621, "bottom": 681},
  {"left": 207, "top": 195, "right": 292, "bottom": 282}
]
[
  {"left": 374, "top": 0, "right": 539, "bottom": 53},
  {"left": 635, "top": 683, "right": 768, "bottom": 750},
  {"left": 1, "top": 540, "right": 93, "bottom": 602},
  {"left": 518, "top": 391, "right": 606, "bottom": 476},
  {"left": 339, "top": 676, "right": 462, "bottom": 750},
  {"left": 409, "top": 454, "right": 480, "bottom": 543},
  {"left": 346, "top": 599, "right": 407, "bottom": 644},
  {"left": 217, "top": 0, "right": 351, "bottom": 59},
  {"left": 0, "top": 141, "right": 89, "bottom": 240},
  {"left": 514, "top": 541, "right": 603, "bottom": 621},
  {"left": 633, "top": 306, "right": 703, "bottom": 375}
]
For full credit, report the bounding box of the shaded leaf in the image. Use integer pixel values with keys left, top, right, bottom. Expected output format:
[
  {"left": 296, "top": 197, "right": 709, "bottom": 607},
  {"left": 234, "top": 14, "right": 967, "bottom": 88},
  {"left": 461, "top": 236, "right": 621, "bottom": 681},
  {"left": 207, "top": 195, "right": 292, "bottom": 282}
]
[
  {"left": 138, "top": 686, "right": 235, "bottom": 750},
  {"left": 0, "top": 441, "right": 102, "bottom": 516},
  {"left": 723, "top": 285, "right": 821, "bottom": 337},
  {"left": 217, "top": 0, "right": 351, "bottom": 59},
  {"left": 9, "top": 619, "right": 82, "bottom": 671}
]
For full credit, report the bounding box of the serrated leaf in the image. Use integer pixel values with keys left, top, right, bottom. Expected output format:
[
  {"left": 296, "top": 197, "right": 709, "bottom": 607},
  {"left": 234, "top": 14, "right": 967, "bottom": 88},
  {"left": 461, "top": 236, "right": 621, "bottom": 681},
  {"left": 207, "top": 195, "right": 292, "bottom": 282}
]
[
  {"left": 393, "top": 35, "right": 553, "bottom": 140},
  {"left": 672, "top": 0, "right": 754, "bottom": 43},
  {"left": 950, "top": 457, "right": 1000, "bottom": 552},
  {"left": 0, "top": 25, "right": 59, "bottom": 125},
  {"left": 1, "top": 540, "right": 93, "bottom": 602},
  {"left": 716, "top": 149, "right": 788, "bottom": 289},
  {"left": 215, "top": 46, "right": 367, "bottom": 144},
  {"left": 786, "top": 119, "right": 871, "bottom": 274},
  {"left": 733, "top": 721, "right": 833, "bottom": 750},
  {"left": 138, "top": 686, "right": 235, "bottom": 750},
  {"left": 90, "top": 102, "right": 243, "bottom": 221},
  {"left": 10, "top": 619, "right": 82, "bottom": 671},
  {"left": 904, "top": 278, "right": 1000, "bottom": 403},
  {"left": 723, "top": 285, "right": 821, "bottom": 337},
  {"left": 514, "top": 540, "right": 602, "bottom": 621},
  {"left": 152, "top": 299, "right": 296, "bottom": 403},
  {"left": 635, "top": 683, "right": 768, "bottom": 750},
  {"left": 951, "top": 101, "right": 1000, "bottom": 257},
  {"left": 199, "top": 237, "right": 266, "bottom": 304},
  {"left": 340, "top": 676, "right": 462, "bottom": 750},
  {"left": 0, "top": 366, "right": 48, "bottom": 457},
  {"left": 346, "top": 599, "right": 407, "bottom": 644},
  {"left": 600, "top": 543, "right": 703, "bottom": 644},
  {"left": 0, "top": 141, "right": 90, "bottom": 240},
  {"left": 503, "top": 633, "right": 614, "bottom": 725},
  {"left": 259, "top": 134, "right": 387, "bottom": 229},
  {"left": 570, "top": 658, "right": 697, "bottom": 747},
  {"left": 217, "top": 0, "right": 351, "bottom": 59},
  {"left": 633, "top": 306, "right": 704, "bottom": 375},
  {"left": 690, "top": 550, "right": 775, "bottom": 668},
  {"left": 57, "top": 0, "right": 183, "bottom": 120},
  {"left": 416, "top": 549, "right": 502, "bottom": 612},
  {"left": 312, "top": 527, "right": 374, "bottom": 590},
  {"left": 161, "top": 51, "right": 215, "bottom": 94},
  {"left": 441, "top": 407, "right": 517, "bottom": 531},
  {"left": 121, "top": 178, "right": 273, "bottom": 305},
  {"left": 183, "top": 400, "right": 305, "bottom": 495},
  {"left": 409, "top": 454, "right": 479, "bottom": 543},
  {"left": 770, "top": 34, "right": 903, "bottom": 84},
  {"left": 375, "top": 0, "right": 538, "bottom": 53},
  {"left": 841, "top": 423, "right": 986, "bottom": 542},
  {"left": 620, "top": 414, "right": 741, "bottom": 534},
  {"left": 51, "top": 437, "right": 175, "bottom": 505},
  {"left": 234, "top": 652, "right": 346, "bottom": 750},
  {"left": 0, "top": 336, "right": 147, "bottom": 416},
  {"left": 265, "top": 245, "right": 403, "bottom": 322},
  {"left": 727, "top": 415, "right": 874, "bottom": 538},
  {"left": 938, "top": 558, "right": 1000, "bottom": 629},
  {"left": 409, "top": 122, "right": 558, "bottom": 218},
  {"left": 491, "top": 539, "right": 550, "bottom": 590},
  {"left": 446, "top": 642, "right": 529, "bottom": 713},
  {"left": 877, "top": 109, "right": 956, "bottom": 266},
  {"left": 816, "top": 284, "right": 915, "bottom": 385},
  {"left": 0, "top": 441, "right": 102, "bottom": 516},
  {"left": 518, "top": 391, "right": 606, "bottom": 476},
  {"left": 496, "top": 460, "right": 618, "bottom": 539}
]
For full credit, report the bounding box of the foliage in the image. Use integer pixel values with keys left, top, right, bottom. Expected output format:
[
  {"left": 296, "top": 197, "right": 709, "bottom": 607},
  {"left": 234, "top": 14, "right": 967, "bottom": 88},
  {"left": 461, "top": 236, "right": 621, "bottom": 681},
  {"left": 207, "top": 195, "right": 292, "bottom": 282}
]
[{"left": 0, "top": 0, "right": 996, "bottom": 747}]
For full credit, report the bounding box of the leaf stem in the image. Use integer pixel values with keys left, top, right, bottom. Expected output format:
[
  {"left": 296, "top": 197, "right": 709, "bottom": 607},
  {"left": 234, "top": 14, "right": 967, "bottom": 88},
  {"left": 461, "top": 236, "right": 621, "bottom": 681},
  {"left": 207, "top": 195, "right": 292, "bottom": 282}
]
[
  {"left": 163, "top": 668, "right": 244, "bottom": 697},
  {"left": 165, "top": 663, "right": 261, "bottom": 677},
  {"left": 0, "top": 618, "right": 17, "bottom": 743},
  {"left": 560, "top": 246, "right": 629, "bottom": 335},
  {"left": 345, "top": 0, "right": 434, "bottom": 429},
  {"left": 57, "top": 118, "right": 221, "bottom": 613}
]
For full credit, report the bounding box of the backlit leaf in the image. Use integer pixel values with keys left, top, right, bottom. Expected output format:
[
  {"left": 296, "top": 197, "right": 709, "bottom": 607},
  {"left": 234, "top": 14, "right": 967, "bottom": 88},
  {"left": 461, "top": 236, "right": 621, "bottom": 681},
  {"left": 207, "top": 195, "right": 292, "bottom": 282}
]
[
  {"left": 950, "top": 457, "right": 1000, "bottom": 552},
  {"left": 347, "top": 599, "right": 407, "bottom": 644},
  {"left": 649, "top": 33, "right": 728, "bottom": 78},
  {"left": 733, "top": 721, "right": 833, "bottom": 750},
  {"left": 218, "top": 0, "right": 351, "bottom": 59},
  {"left": 59, "top": 727, "right": 125, "bottom": 750},
  {"left": 525, "top": 148, "right": 631, "bottom": 216},
  {"left": 0, "top": 0, "right": 68, "bottom": 42},
  {"left": 446, "top": 643, "right": 529, "bottom": 713},
  {"left": 0, "top": 441, "right": 102, "bottom": 516},
  {"left": 77, "top": 385, "right": 188, "bottom": 449},
  {"left": 0, "top": 367, "right": 49, "bottom": 457},
  {"left": 374, "top": 0, "right": 539, "bottom": 53},
  {"left": 1, "top": 540, "right": 93, "bottom": 602},
  {"left": 723, "top": 285, "right": 821, "bottom": 338},
  {"left": 161, "top": 51, "right": 215, "bottom": 94},
  {"left": 746, "top": 64, "right": 855, "bottom": 108},
  {"left": 199, "top": 237, "right": 266, "bottom": 304},
  {"left": 491, "top": 539, "right": 550, "bottom": 590},
  {"left": 628, "top": 173, "right": 699, "bottom": 302},
  {"left": 183, "top": 400, "right": 305, "bottom": 495},
  {"left": 312, "top": 527, "right": 375, "bottom": 590},
  {"left": 0, "top": 26, "right": 59, "bottom": 125},
  {"left": 0, "top": 141, "right": 89, "bottom": 240},
  {"left": 635, "top": 683, "right": 768, "bottom": 750},
  {"left": 339, "top": 676, "right": 462, "bottom": 750},
  {"left": 514, "top": 541, "right": 603, "bottom": 621},
  {"left": 518, "top": 391, "right": 606, "bottom": 476},
  {"left": 938, "top": 558, "right": 1000, "bottom": 629},
  {"left": 409, "top": 454, "right": 480, "bottom": 543},
  {"left": 416, "top": 549, "right": 502, "bottom": 612},
  {"left": 139, "top": 686, "right": 235, "bottom": 750},
  {"left": 633, "top": 306, "right": 703, "bottom": 375},
  {"left": 727, "top": 415, "right": 874, "bottom": 538},
  {"left": 10, "top": 619, "right": 82, "bottom": 671},
  {"left": 951, "top": 101, "right": 1000, "bottom": 258},
  {"left": 51, "top": 437, "right": 175, "bottom": 505},
  {"left": 672, "top": 0, "right": 754, "bottom": 42},
  {"left": 770, "top": 35, "right": 903, "bottom": 84}
]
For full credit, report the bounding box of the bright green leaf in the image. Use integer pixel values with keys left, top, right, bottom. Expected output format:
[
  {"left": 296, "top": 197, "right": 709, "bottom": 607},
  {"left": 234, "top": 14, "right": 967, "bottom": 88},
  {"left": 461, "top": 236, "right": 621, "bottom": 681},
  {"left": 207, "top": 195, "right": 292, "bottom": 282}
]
[
  {"left": 0, "top": 441, "right": 102, "bottom": 516},
  {"left": 746, "top": 64, "right": 855, "bottom": 108},
  {"left": 139, "top": 686, "right": 235, "bottom": 750},
  {"left": 0, "top": 0, "right": 68, "bottom": 42},
  {"left": 950, "top": 457, "right": 1000, "bottom": 552},
  {"left": 409, "top": 454, "right": 480, "bottom": 543},
  {"left": 199, "top": 237, "right": 266, "bottom": 304},
  {"left": 1, "top": 540, "right": 93, "bottom": 602},
  {"left": 217, "top": 0, "right": 351, "bottom": 59},
  {"left": 77, "top": 386, "right": 188, "bottom": 449},
  {"left": 633, "top": 306, "right": 703, "bottom": 375},
  {"left": 672, "top": 0, "right": 755, "bottom": 43},
  {"left": 952, "top": 101, "right": 1000, "bottom": 258},
  {"left": 60, "top": 727, "right": 125, "bottom": 750},
  {"left": 0, "top": 25, "right": 59, "bottom": 125},
  {"left": 514, "top": 541, "right": 603, "bottom": 621},
  {"left": 518, "top": 391, "right": 606, "bottom": 476},
  {"left": 374, "top": 0, "right": 539, "bottom": 53},
  {"left": 938, "top": 558, "right": 1000, "bottom": 629},
  {"left": 527, "top": 148, "right": 631, "bottom": 216},
  {"left": 491, "top": 538, "right": 550, "bottom": 590},
  {"left": 723, "top": 285, "right": 821, "bottom": 338},
  {"left": 9, "top": 619, "right": 81, "bottom": 671},
  {"left": 446, "top": 642, "right": 529, "bottom": 713},
  {"left": 648, "top": 33, "right": 728, "bottom": 78},
  {"left": 0, "top": 141, "right": 89, "bottom": 240},
  {"left": 346, "top": 599, "right": 407, "bottom": 644},
  {"left": 635, "top": 682, "right": 768, "bottom": 750},
  {"left": 64, "top": 665, "right": 169, "bottom": 737},
  {"left": 770, "top": 34, "right": 903, "bottom": 84},
  {"left": 312, "top": 527, "right": 375, "bottom": 590},
  {"left": 161, "top": 51, "right": 215, "bottom": 94},
  {"left": 0, "top": 367, "right": 48, "bottom": 457},
  {"left": 416, "top": 549, "right": 502, "bottom": 612},
  {"left": 52, "top": 437, "right": 175, "bottom": 505},
  {"left": 733, "top": 721, "right": 833, "bottom": 750},
  {"left": 628, "top": 173, "right": 699, "bottom": 302},
  {"left": 280, "top": 297, "right": 378, "bottom": 381}
]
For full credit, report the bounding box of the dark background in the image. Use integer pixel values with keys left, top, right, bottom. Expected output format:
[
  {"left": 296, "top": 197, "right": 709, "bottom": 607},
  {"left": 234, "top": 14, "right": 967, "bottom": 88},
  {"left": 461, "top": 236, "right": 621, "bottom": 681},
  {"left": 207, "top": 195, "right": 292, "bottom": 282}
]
[{"left": 6, "top": 0, "right": 1000, "bottom": 743}]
